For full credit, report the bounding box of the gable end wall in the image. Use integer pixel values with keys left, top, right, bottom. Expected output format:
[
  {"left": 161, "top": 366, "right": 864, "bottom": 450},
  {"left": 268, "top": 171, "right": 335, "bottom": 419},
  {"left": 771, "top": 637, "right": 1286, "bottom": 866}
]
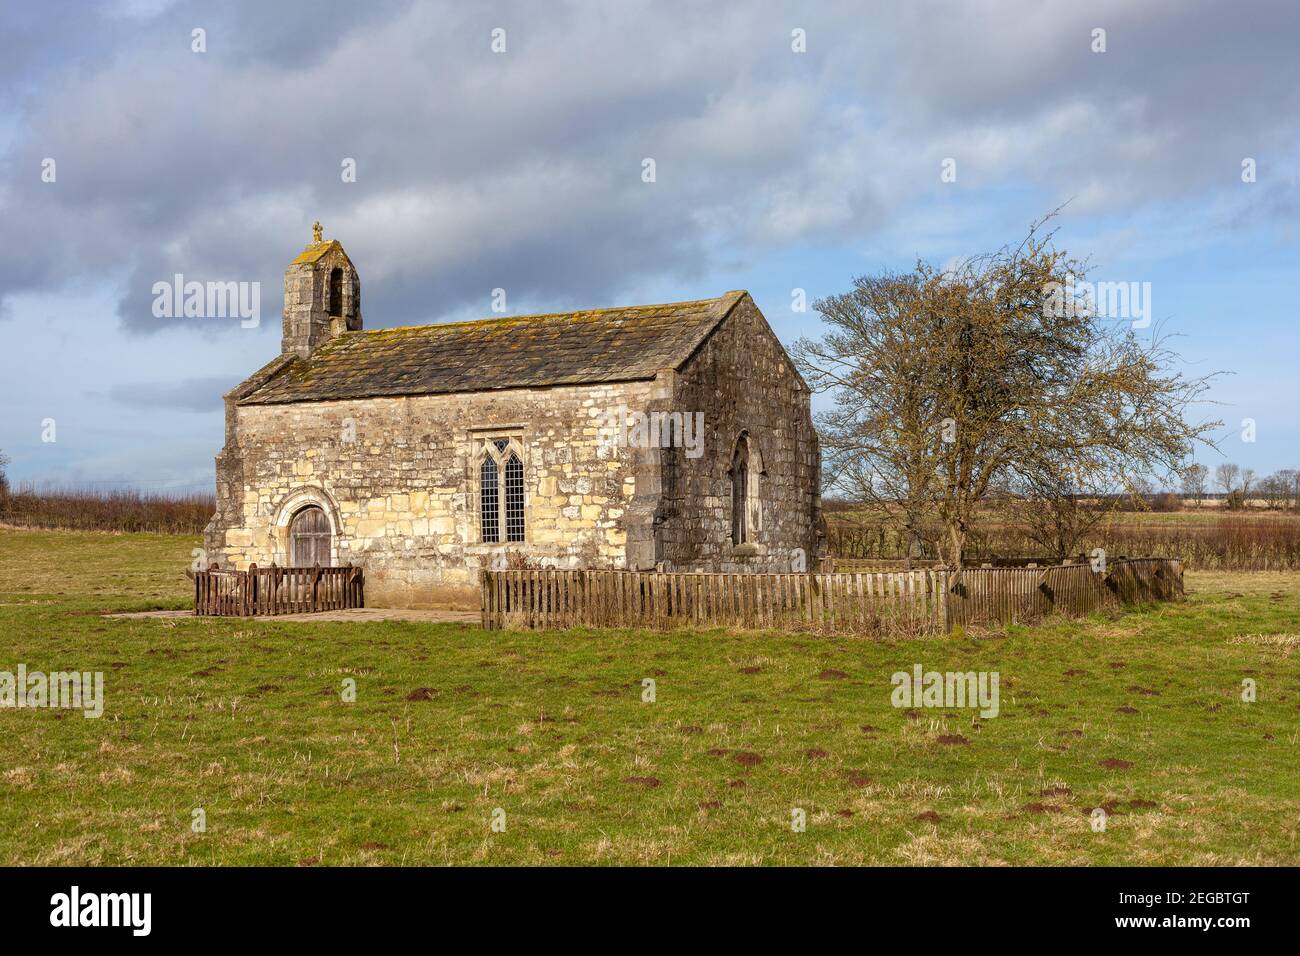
[{"left": 656, "top": 295, "right": 823, "bottom": 572}]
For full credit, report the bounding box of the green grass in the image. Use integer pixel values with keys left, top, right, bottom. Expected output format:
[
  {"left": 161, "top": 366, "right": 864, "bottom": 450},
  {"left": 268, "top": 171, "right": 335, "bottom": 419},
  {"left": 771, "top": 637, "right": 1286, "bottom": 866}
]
[{"left": 2, "top": 528, "right": 1298, "bottom": 865}]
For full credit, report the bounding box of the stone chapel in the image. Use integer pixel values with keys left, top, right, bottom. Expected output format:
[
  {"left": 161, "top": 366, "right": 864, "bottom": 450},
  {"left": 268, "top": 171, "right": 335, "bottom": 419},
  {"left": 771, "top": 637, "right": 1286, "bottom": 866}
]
[{"left": 204, "top": 226, "right": 822, "bottom": 607}]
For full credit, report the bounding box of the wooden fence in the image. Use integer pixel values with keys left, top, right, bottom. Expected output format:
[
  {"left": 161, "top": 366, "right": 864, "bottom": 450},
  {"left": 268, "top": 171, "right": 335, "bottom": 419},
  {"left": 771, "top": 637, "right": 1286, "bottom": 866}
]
[
  {"left": 191, "top": 563, "right": 363, "bottom": 616},
  {"left": 481, "top": 568, "right": 943, "bottom": 634},
  {"left": 480, "top": 558, "right": 1182, "bottom": 634},
  {"left": 945, "top": 558, "right": 1182, "bottom": 628},
  {"left": 483, "top": 567, "right": 941, "bottom": 634}
]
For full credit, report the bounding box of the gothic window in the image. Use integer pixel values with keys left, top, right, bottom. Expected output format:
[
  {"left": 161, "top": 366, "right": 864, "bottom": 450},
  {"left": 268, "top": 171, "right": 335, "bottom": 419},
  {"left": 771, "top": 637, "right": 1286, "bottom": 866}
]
[
  {"left": 479, "top": 438, "right": 524, "bottom": 544},
  {"left": 480, "top": 455, "right": 500, "bottom": 543},
  {"left": 731, "top": 436, "right": 749, "bottom": 546},
  {"left": 289, "top": 505, "right": 332, "bottom": 566},
  {"left": 328, "top": 267, "right": 343, "bottom": 317},
  {"left": 505, "top": 453, "right": 525, "bottom": 542}
]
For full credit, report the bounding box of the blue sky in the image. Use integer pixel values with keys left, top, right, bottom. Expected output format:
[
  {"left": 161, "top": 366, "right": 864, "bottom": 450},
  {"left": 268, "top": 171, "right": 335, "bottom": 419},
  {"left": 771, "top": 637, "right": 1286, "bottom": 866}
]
[{"left": 2, "top": 0, "right": 1298, "bottom": 491}]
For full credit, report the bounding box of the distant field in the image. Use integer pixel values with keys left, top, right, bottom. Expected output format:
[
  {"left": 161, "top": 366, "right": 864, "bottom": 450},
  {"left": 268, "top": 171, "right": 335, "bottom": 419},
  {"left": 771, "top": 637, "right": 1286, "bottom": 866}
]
[
  {"left": 826, "top": 507, "right": 1300, "bottom": 570},
  {"left": 1, "top": 528, "right": 1297, "bottom": 865},
  {"left": 0, "top": 486, "right": 214, "bottom": 535},
  {"left": 1100, "top": 509, "right": 1300, "bottom": 524},
  {"left": 824, "top": 505, "right": 1300, "bottom": 525}
]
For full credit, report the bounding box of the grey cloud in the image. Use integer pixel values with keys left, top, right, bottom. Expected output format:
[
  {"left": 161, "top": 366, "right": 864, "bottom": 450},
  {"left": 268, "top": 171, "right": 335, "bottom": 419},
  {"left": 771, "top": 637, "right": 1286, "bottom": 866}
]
[
  {"left": 835, "top": 0, "right": 1300, "bottom": 208},
  {"left": 2, "top": 0, "right": 1299, "bottom": 337}
]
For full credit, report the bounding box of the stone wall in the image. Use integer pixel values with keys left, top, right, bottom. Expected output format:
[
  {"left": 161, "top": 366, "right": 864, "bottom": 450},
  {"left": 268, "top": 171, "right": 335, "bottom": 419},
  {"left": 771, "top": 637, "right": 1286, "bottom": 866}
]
[
  {"left": 204, "top": 379, "right": 658, "bottom": 608},
  {"left": 652, "top": 295, "right": 823, "bottom": 572}
]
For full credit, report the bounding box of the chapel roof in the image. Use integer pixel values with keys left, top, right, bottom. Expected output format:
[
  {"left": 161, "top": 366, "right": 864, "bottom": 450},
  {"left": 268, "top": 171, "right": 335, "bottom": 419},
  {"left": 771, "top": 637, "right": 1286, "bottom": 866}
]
[{"left": 236, "top": 290, "right": 748, "bottom": 405}]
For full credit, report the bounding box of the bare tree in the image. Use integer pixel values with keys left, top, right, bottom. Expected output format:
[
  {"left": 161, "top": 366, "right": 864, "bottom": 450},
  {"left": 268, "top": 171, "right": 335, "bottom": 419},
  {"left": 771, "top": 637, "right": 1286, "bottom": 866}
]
[
  {"left": 1259, "top": 473, "right": 1288, "bottom": 510},
  {"left": 1214, "top": 462, "right": 1241, "bottom": 496},
  {"left": 793, "top": 213, "right": 1221, "bottom": 587},
  {"left": 1127, "top": 476, "right": 1155, "bottom": 508},
  {"left": 790, "top": 268, "right": 942, "bottom": 565},
  {"left": 1010, "top": 471, "right": 1119, "bottom": 562},
  {"left": 1278, "top": 469, "right": 1299, "bottom": 511},
  {"left": 1213, "top": 462, "right": 1256, "bottom": 510},
  {"left": 1180, "top": 462, "right": 1208, "bottom": 508},
  {"left": 0, "top": 449, "right": 9, "bottom": 504}
]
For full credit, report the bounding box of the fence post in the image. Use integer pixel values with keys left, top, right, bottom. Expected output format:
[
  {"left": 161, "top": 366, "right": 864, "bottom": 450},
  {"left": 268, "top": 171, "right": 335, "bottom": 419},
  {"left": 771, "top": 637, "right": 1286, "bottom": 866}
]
[{"left": 938, "top": 567, "right": 950, "bottom": 634}]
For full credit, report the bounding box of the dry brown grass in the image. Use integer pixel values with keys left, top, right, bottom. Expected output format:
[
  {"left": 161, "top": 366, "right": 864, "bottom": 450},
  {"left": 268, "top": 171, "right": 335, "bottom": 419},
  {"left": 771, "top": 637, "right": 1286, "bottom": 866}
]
[
  {"left": 0, "top": 485, "right": 213, "bottom": 535},
  {"left": 828, "top": 510, "right": 1300, "bottom": 571}
]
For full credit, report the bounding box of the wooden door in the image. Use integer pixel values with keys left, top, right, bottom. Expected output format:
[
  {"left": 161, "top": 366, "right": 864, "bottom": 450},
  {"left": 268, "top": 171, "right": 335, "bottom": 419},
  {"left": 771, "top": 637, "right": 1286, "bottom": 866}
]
[{"left": 290, "top": 506, "right": 332, "bottom": 566}]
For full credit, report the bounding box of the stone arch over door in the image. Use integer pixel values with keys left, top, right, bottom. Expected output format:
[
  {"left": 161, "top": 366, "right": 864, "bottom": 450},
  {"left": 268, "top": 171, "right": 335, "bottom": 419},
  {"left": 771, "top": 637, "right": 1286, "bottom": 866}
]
[{"left": 272, "top": 487, "right": 343, "bottom": 567}]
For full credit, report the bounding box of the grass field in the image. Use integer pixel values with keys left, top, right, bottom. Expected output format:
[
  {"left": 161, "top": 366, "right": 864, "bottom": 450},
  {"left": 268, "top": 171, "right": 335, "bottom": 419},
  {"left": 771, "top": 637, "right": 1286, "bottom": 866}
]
[{"left": 1, "top": 528, "right": 1298, "bottom": 866}]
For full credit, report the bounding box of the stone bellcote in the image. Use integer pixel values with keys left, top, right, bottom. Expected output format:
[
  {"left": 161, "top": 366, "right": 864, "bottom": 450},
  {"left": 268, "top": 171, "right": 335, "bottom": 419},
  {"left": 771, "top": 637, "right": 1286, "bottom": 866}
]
[{"left": 281, "top": 221, "right": 362, "bottom": 357}]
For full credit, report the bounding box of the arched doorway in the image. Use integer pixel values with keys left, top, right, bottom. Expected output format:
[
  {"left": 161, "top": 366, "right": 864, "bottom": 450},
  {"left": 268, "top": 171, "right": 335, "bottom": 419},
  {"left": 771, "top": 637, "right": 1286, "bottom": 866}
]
[{"left": 289, "top": 505, "right": 332, "bottom": 566}]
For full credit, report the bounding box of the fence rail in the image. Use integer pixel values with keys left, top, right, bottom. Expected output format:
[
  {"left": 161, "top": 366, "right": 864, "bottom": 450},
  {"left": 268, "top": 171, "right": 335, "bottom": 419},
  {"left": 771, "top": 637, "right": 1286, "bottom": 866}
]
[
  {"left": 191, "top": 563, "right": 363, "bottom": 616},
  {"left": 480, "top": 558, "right": 1182, "bottom": 634}
]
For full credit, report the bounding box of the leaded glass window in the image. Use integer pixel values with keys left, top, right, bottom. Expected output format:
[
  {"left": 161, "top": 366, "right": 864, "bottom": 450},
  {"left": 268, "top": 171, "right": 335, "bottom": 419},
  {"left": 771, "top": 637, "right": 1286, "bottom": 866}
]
[
  {"left": 480, "top": 455, "right": 500, "bottom": 543},
  {"left": 505, "top": 454, "right": 525, "bottom": 542},
  {"left": 479, "top": 438, "right": 524, "bottom": 544}
]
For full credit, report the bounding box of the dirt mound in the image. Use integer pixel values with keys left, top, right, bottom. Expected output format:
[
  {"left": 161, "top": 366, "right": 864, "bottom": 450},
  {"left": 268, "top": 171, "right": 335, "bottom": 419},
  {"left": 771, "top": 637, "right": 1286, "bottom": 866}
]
[{"left": 1019, "top": 802, "right": 1061, "bottom": 814}]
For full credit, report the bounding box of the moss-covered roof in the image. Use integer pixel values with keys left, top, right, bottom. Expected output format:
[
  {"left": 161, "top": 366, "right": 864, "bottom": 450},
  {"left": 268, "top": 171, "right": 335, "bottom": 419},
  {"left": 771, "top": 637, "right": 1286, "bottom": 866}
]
[
  {"left": 238, "top": 291, "right": 746, "bottom": 405},
  {"left": 290, "top": 239, "right": 347, "bottom": 265}
]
